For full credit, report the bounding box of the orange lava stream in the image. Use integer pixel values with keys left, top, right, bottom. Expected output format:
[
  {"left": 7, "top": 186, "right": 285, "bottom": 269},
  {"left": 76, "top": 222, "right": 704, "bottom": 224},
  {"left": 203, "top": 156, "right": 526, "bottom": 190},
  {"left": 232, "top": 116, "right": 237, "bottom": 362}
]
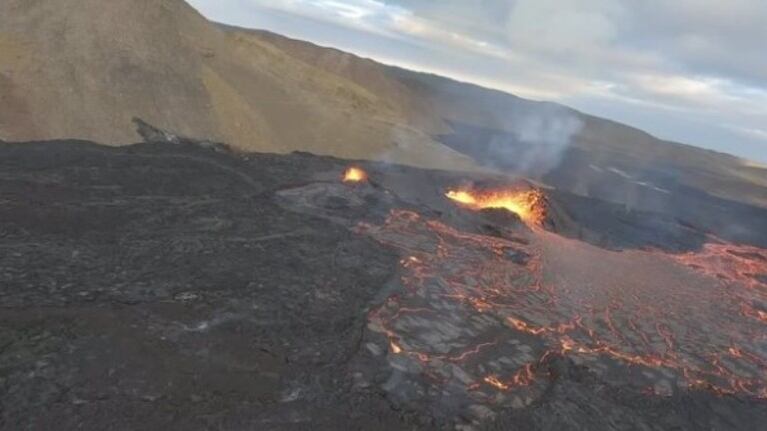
[
  {"left": 357, "top": 209, "right": 767, "bottom": 399},
  {"left": 665, "top": 240, "right": 767, "bottom": 330},
  {"left": 669, "top": 240, "right": 767, "bottom": 292},
  {"left": 446, "top": 187, "right": 547, "bottom": 226},
  {"left": 671, "top": 238, "right": 767, "bottom": 340}
]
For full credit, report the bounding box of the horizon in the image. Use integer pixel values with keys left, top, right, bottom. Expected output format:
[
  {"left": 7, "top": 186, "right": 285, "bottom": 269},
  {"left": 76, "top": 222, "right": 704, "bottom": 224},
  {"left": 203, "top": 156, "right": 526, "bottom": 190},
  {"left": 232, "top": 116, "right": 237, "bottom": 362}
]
[{"left": 187, "top": 0, "right": 767, "bottom": 164}]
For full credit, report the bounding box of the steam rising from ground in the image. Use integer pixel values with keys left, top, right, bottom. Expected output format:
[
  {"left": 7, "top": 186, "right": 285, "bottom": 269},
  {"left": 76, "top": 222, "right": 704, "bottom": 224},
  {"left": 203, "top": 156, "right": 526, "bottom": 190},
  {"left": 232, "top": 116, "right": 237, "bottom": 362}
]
[
  {"left": 487, "top": 105, "right": 583, "bottom": 175},
  {"left": 435, "top": 102, "right": 583, "bottom": 177}
]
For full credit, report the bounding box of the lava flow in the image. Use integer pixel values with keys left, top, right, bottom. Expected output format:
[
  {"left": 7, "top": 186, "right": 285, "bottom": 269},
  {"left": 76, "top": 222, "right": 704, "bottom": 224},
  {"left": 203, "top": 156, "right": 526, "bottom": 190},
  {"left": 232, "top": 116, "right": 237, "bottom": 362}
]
[
  {"left": 356, "top": 207, "right": 767, "bottom": 415},
  {"left": 663, "top": 240, "right": 767, "bottom": 326},
  {"left": 342, "top": 166, "right": 368, "bottom": 183},
  {"left": 446, "top": 187, "right": 547, "bottom": 226},
  {"left": 667, "top": 240, "right": 767, "bottom": 293}
]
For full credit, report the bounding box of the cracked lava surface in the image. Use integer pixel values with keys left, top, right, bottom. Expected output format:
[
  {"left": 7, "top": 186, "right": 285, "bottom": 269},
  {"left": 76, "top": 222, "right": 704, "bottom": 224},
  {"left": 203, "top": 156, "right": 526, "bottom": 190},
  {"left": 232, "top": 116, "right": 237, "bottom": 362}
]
[
  {"left": 6, "top": 140, "right": 766, "bottom": 430},
  {"left": 354, "top": 207, "right": 767, "bottom": 422}
]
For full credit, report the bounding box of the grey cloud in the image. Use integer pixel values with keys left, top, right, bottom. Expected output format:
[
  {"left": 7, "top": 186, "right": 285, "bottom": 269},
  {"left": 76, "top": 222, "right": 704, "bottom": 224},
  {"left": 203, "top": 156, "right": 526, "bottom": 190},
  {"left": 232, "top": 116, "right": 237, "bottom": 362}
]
[{"left": 386, "top": 0, "right": 767, "bottom": 85}]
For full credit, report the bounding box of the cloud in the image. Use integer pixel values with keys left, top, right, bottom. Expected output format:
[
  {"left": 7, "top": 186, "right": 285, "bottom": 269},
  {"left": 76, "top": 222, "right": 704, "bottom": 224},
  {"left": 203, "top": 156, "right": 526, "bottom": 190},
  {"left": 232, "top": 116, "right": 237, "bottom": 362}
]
[
  {"left": 505, "top": 0, "right": 622, "bottom": 55},
  {"left": 247, "top": 0, "right": 404, "bottom": 34}
]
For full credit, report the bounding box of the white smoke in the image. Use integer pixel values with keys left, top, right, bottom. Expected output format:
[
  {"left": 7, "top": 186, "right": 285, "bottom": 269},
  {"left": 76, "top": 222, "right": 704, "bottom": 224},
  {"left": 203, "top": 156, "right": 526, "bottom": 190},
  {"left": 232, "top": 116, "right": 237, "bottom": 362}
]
[{"left": 487, "top": 105, "right": 583, "bottom": 176}]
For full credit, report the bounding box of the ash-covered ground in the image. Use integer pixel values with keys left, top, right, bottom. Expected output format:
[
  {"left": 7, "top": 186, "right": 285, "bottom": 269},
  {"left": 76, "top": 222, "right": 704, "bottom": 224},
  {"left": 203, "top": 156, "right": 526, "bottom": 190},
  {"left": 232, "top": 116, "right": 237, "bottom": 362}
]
[{"left": 1, "top": 134, "right": 766, "bottom": 430}]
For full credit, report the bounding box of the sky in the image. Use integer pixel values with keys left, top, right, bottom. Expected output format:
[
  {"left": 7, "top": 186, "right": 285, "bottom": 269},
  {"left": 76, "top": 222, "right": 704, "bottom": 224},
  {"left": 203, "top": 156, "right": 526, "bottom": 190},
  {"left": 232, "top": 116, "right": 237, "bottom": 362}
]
[{"left": 187, "top": 0, "right": 767, "bottom": 163}]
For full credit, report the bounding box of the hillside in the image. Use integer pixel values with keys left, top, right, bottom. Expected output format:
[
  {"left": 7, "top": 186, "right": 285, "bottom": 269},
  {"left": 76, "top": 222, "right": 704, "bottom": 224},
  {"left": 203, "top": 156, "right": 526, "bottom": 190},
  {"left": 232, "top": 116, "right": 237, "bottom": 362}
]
[{"left": 0, "top": 0, "right": 476, "bottom": 170}]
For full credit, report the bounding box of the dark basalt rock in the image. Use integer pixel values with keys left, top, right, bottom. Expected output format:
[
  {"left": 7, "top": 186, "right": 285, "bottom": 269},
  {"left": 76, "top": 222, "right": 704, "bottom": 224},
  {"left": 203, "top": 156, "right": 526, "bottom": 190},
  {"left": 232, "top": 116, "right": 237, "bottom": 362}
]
[
  {"left": 505, "top": 248, "right": 532, "bottom": 265},
  {"left": 1, "top": 139, "right": 765, "bottom": 430}
]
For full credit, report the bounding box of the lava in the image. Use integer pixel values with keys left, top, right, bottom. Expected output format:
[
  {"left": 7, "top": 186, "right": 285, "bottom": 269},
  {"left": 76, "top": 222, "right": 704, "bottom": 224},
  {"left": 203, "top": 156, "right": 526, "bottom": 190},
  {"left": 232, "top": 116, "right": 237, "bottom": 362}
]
[
  {"left": 342, "top": 166, "right": 368, "bottom": 183},
  {"left": 389, "top": 340, "right": 403, "bottom": 354},
  {"left": 666, "top": 240, "right": 767, "bottom": 292},
  {"left": 357, "top": 208, "right": 767, "bottom": 405},
  {"left": 483, "top": 375, "right": 510, "bottom": 390},
  {"left": 445, "top": 187, "right": 547, "bottom": 226},
  {"left": 663, "top": 241, "right": 767, "bottom": 329}
]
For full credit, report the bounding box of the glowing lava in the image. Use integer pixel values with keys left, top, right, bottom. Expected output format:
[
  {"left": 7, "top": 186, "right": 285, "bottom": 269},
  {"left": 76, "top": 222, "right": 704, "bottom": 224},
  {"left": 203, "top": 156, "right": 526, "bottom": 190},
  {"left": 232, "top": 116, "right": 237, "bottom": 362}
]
[
  {"left": 342, "top": 167, "right": 368, "bottom": 183},
  {"left": 665, "top": 240, "right": 767, "bottom": 325},
  {"left": 668, "top": 240, "right": 767, "bottom": 292},
  {"left": 446, "top": 187, "right": 546, "bottom": 226},
  {"left": 356, "top": 208, "right": 767, "bottom": 404}
]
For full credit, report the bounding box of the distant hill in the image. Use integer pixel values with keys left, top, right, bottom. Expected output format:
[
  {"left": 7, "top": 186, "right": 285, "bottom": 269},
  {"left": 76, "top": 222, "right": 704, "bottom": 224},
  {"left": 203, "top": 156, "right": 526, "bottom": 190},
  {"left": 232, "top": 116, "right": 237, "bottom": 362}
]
[{"left": 1, "top": 0, "right": 765, "bottom": 209}]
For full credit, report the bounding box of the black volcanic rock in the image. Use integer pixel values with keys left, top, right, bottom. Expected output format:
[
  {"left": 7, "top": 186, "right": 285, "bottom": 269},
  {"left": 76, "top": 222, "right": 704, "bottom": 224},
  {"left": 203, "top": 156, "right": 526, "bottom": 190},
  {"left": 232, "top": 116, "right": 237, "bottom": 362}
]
[{"left": 1, "top": 139, "right": 765, "bottom": 430}]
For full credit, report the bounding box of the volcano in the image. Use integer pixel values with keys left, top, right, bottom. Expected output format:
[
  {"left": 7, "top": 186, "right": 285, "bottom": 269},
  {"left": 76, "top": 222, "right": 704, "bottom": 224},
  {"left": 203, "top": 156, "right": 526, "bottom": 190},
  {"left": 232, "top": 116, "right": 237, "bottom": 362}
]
[
  {"left": 1, "top": 128, "right": 765, "bottom": 430},
  {"left": 2, "top": 1, "right": 767, "bottom": 429}
]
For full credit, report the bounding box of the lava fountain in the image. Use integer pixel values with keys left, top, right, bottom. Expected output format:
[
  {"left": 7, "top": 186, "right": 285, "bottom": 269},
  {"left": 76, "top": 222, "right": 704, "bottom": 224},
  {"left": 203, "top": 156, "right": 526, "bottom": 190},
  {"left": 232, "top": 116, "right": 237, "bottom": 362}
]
[
  {"left": 342, "top": 166, "right": 368, "bottom": 183},
  {"left": 446, "top": 187, "right": 547, "bottom": 226}
]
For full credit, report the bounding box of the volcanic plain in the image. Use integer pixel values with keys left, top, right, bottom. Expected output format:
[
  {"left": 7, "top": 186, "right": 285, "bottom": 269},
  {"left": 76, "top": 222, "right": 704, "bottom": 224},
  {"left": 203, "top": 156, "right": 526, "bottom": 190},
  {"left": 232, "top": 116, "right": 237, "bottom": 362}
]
[{"left": 1, "top": 132, "right": 766, "bottom": 430}]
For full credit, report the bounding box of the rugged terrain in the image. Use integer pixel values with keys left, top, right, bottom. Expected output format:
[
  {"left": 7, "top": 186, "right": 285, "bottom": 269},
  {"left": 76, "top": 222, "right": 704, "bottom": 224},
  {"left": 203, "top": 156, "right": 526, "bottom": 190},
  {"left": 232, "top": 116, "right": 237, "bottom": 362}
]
[
  {"left": 1, "top": 131, "right": 765, "bottom": 430},
  {"left": 1, "top": 1, "right": 766, "bottom": 429}
]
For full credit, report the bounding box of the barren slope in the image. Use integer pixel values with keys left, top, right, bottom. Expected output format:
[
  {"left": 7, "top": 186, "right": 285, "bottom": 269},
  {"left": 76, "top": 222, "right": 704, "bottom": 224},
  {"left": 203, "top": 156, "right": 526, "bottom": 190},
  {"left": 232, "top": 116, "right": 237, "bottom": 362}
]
[{"left": 0, "top": 0, "right": 477, "bottom": 170}]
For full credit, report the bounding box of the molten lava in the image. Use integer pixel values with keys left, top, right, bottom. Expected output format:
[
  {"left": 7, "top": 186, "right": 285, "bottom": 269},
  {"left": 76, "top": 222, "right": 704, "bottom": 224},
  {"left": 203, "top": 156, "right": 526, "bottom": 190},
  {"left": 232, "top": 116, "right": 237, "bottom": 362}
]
[
  {"left": 446, "top": 187, "right": 547, "bottom": 226},
  {"left": 356, "top": 208, "right": 767, "bottom": 403},
  {"left": 342, "top": 167, "right": 368, "bottom": 183}
]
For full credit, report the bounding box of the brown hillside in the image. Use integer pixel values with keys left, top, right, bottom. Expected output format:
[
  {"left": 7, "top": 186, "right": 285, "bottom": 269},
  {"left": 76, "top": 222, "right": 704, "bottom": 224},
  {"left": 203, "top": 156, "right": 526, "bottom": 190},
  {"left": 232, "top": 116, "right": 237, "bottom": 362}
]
[{"left": 0, "top": 0, "right": 478, "bottom": 170}]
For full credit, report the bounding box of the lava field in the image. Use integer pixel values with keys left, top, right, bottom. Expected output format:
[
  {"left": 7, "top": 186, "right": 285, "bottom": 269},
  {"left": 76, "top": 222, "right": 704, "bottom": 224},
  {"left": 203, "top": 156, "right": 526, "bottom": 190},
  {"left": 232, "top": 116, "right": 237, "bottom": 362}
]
[{"left": 1, "top": 137, "right": 766, "bottom": 430}]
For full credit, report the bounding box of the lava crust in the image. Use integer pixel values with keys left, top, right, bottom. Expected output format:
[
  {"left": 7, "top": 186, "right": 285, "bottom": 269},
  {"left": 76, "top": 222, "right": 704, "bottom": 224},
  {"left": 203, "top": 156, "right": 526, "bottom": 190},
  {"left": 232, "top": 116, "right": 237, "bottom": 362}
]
[{"left": 0, "top": 138, "right": 765, "bottom": 430}]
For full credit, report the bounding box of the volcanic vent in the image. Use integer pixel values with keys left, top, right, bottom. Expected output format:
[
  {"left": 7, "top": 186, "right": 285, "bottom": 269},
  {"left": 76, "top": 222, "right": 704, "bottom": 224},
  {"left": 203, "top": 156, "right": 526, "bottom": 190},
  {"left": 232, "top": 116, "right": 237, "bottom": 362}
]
[
  {"left": 342, "top": 166, "right": 369, "bottom": 183},
  {"left": 446, "top": 186, "right": 548, "bottom": 227}
]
